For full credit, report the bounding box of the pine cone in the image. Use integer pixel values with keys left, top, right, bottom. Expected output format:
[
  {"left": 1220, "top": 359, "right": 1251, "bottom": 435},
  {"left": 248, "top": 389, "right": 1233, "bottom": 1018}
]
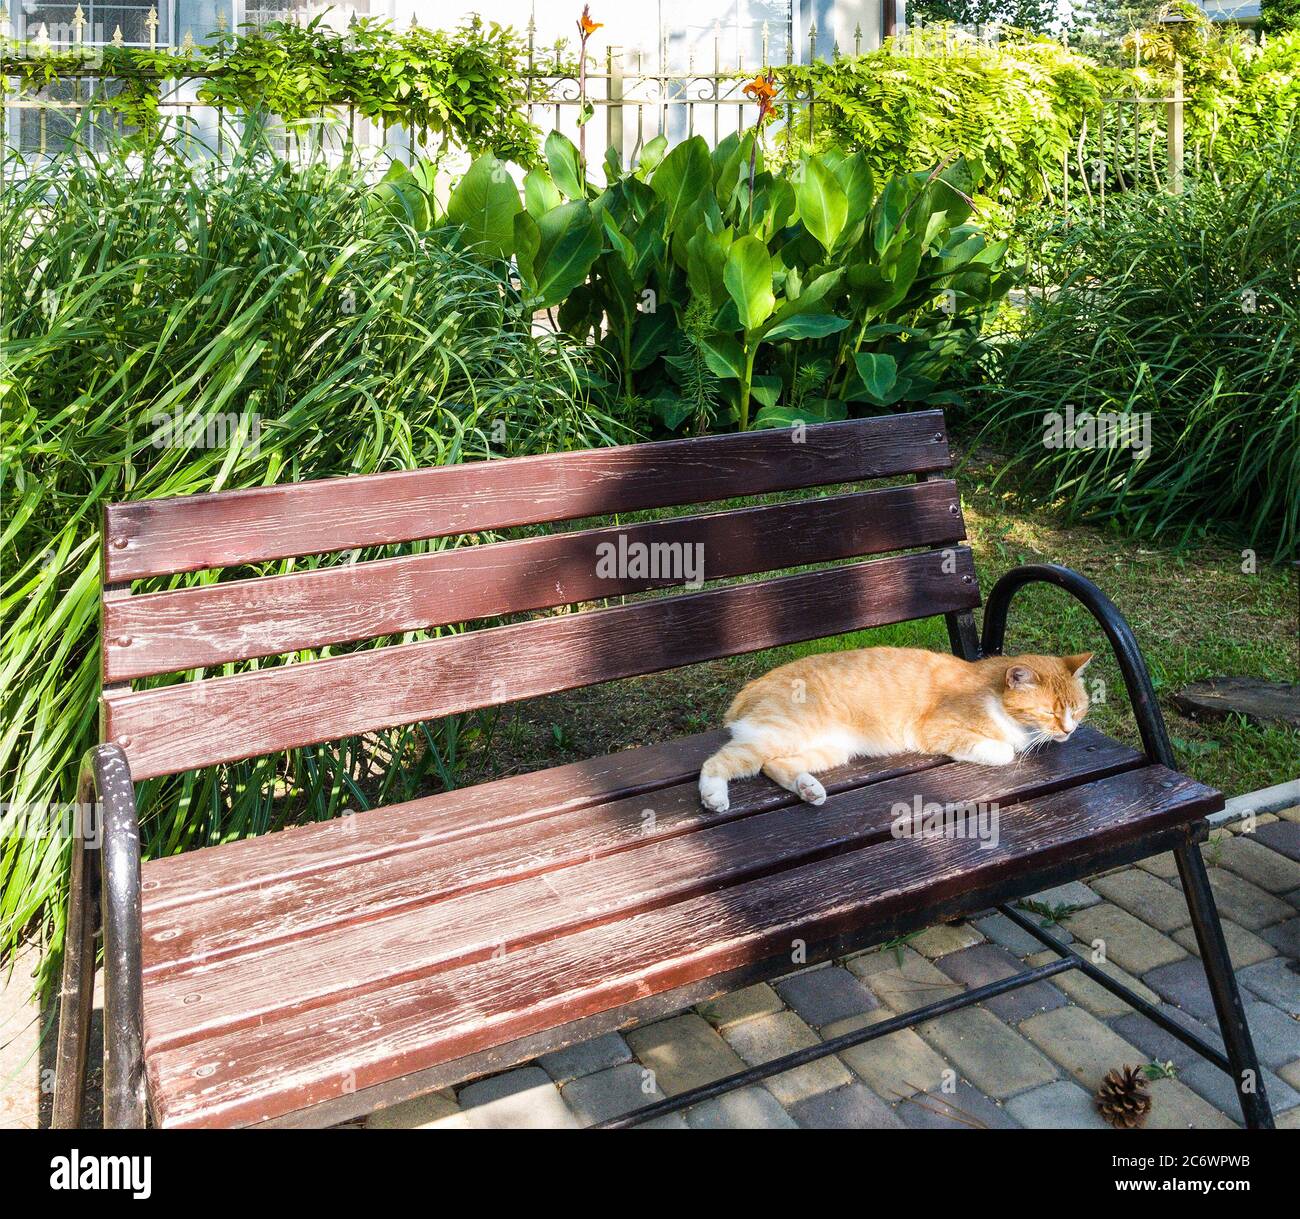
[{"left": 1095, "top": 1065, "right": 1152, "bottom": 1129}]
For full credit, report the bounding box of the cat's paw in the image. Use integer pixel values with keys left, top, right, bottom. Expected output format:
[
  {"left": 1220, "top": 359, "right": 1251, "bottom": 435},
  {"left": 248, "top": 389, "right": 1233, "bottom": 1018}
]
[
  {"left": 795, "top": 772, "right": 827, "bottom": 806},
  {"left": 963, "top": 739, "right": 1016, "bottom": 767},
  {"left": 699, "top": 774, "right": 730, "bottom": 812}
]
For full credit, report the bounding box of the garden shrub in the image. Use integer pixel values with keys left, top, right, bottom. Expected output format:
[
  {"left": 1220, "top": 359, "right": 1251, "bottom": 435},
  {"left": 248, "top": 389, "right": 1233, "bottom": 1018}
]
[
  {"left": 0, "top": 125, "right": 618, "bottom": 976},
  {"left": 777, "top": 29, "right": 1131, "bottom": 221},
  {"left": 416, "top": 130, "right": 1015, "bottom": 432},
  {"left": 961, "top": 133, "right": 1300, "bottom": 560}
]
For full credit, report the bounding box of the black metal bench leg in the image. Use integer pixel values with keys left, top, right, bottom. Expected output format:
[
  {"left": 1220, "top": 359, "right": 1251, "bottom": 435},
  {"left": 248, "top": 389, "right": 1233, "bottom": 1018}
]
[
  {"left": 51, "top": 761, "right": 100, "bottom": 1129},
  {"left": 1174, "top": 842, "right": 1274, "bottom": 1129},
  {"left": 52, "top": 744, "right": 147, "bottom": 1129},
  {"left": 982, "top": 562, "right": 1276, "bottom": 1130}
]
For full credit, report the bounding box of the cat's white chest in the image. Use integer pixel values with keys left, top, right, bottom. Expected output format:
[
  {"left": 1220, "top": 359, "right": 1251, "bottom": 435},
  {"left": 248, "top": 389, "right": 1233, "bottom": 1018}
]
[{"left": 984, "top": 696, "right": 1032, "bottom": 751}]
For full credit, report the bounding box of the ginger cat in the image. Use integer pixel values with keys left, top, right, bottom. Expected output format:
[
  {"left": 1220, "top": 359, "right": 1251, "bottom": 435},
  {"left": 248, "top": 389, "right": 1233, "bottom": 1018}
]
[{"left": 698, "top": 647, "right": 1093, "bottom": 812}]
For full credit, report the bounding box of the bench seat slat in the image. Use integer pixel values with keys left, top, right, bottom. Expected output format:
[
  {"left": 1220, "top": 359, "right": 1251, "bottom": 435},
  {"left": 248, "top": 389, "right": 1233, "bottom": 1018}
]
[
  {"left": 139, "top": 729, "right": 1144, "bottom": 1049},
  {"left": 105, "top": 547, "right": 980, "bottom": 780},
  {"left": 140, "top": 751, "right": 953, "bottom": 978},
  {"left": 140, "top": 730, "right": 726, "bottom": 913},
  {"left": 104, "top": 481, "right": 966, "bottom": 681},
  {"left": 104, "top": 413, "right": 952, "bottom": 581},
  {"left": 143, "top": 760, "right": 1220, "bottom": 1128}
]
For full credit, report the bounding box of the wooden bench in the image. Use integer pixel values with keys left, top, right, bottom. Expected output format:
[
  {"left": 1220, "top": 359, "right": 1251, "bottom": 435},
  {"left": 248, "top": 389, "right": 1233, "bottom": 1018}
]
[{"left": 51, "top": 410, "right": 1274, "bottom": 1129}]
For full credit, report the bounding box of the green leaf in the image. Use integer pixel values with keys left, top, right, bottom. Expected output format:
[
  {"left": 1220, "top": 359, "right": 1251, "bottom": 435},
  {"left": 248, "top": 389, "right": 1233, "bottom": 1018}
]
[
  {"left": 651, "top": 135, "right": 712, "bottom": 233},
  {"left": 545, "top": 130, "right": 585, "bottom": 199},
  {"left": 701, "top": 334, "right": 745, "bottom": 381},
  {"left": 723, "top": 236, "right": 774, "bottom": 333},
  {"left": 853, "top": 352, "right": 898, "bottom": 405},
  {"left": 629, "top": 310, "right": 674, "bottom": 370},
  {"left": 523, "top": 167, "right": 562, "bottom": 218},
  {"left": 763, "top": 313, "right": 851, "bottom": 341},
  {"left": 446, "top": 154, "right": 521, "bottom": 262},
  {"left": 750, "top": 375, "right": 782, "bottom": 408},
  {"left": 795, "top": 157, "right": 849, "bottom": 253},
  {"left": 636, "top": 134, "right": 668, "bottom": 176},
  {"left": 515, "top": 200, "right": 602, "bottom": 310},
  {"left": 829, "top": 150, "right": 875, "bottom": 221}
]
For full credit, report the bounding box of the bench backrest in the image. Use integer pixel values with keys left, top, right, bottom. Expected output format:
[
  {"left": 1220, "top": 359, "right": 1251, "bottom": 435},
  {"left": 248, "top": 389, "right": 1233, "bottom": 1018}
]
[{"left": 100, "top": 411, "right": 979, "bottom": 780}]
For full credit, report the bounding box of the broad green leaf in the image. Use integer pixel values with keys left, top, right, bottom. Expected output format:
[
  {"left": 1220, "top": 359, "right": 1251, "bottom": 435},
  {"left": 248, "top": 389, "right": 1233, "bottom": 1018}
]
[
  {"left": 629, "top": 310, "right": 674, "bottom": 370},
  {"left": 518, "top": 200, "right": 602, "bottom": 310},
  {"left": 701, "top": 334, "right": 745, "bottom": 380},
  {"left": 795, "top": 158, "right": 849, "bottom": 253},
  {"left": 545, "top": 130, "right": 585, "bottom": 199},
  {"left": 651, "top": 135, "right": 712, "bottom": 233},
  {"left": 853, "top": 352, "right": 899, "bottom": 405},
  {"left": 723, "top": 236, "right": 774, "bottom": 333},
  {"left": 446, "top": 154, "right": 521, "bottom": 262},
  {"left": 523, "top": 168, "right": 562, "bottom": 218},
  {"left": 636, "top": 134, "right": 669, "bottom": 176},
  {"left": 763, "top": 313, "right": 851, "bottom": 341},
  {"left": 830, "top": 151, "right": 875, "bottom": 221},
  {"left": 512, "top": 210, "right": 542, "bottom": 285}
]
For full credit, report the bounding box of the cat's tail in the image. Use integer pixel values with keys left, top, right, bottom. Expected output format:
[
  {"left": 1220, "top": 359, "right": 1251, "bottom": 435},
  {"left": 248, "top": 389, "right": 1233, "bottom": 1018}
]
[{"left": 698, "top": 737, "right": 766, "bottom": 813}]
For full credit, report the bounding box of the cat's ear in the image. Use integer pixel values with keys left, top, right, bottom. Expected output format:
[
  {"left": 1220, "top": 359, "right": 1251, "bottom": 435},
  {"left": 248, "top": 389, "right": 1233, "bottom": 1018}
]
[
  {"left": 1005, "top": 664, "right": 1036, "bottom": 689},
  {"left": 1064, "top": 652, "right": 1095, "bottom": 676}
]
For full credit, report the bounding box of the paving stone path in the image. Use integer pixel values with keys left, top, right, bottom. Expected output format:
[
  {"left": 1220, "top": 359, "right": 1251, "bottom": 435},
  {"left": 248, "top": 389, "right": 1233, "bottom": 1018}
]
[{"left": 355, "top": 808, "right": 1300, "bottom": 1130}]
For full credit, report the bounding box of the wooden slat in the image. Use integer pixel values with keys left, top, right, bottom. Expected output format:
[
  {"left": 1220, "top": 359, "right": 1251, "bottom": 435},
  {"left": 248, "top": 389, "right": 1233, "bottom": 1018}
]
[
  {"left": 144, "top": 764, "right": 1220, "bottom": 1127},
  {"left": 139, "top": 731, "right": 1144, "bottom": 1047},
  {"left": 141, "top": 730, "right": 725, "bottom": 913},
  {"left": 143, "top": 747, "right": 961, "bottom": 975},
  {"left": 104, "top": 481, "right": 966, "bottom": 681},
  {"left": 105, "top": 547, "right": 980, "bottom": 780},
  {"left": 103, "top": 413, "right": 952, "bottom": 581}
]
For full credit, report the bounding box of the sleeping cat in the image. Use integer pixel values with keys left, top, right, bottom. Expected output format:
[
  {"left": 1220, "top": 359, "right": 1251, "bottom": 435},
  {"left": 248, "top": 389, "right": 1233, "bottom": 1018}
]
[{"left": 698, "top": 647, "right": 1093, "bottom": 813}]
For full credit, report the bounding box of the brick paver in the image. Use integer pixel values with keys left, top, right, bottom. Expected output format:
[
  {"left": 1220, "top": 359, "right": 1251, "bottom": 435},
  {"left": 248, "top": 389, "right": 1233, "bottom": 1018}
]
[
  {"left": 1063, "top": 902, "right": 1186, "bottom": 973},
  {"left": 915, "top": 1006, "right": 1058, "bottom": 1098},
  {"left": 895, "top": 1082, "right": 1019, "bottom": 1129},
  {"left": 1202, "top": 866, "right": 1294, "bottom": 930},
  {"left": 772, "top": 965, "right": 879, "bottom": 1028},
  {"left": 938, "top": 943, "right": 1067, "bottom": 1022},
  {"left": 909, "top": 922, "right": 985, "bottom": 959},
  {"left": 1210, "top": 834, "right": 1300, "bottom": 894},
  {"left": 685, "top": 1086, "right": 798, "bottom": 1129},
  {"left": 696, "top": 983, "right": 784, "bottom": 1030},
  {"left": 458, "top": 1067, "right": 579, "bottom": 1129},
  {"left": 1025, "top": 950, "right": 1160, "bottom": 1018},
  {"left": 1171, "top": 918, "right": 1276, "bottom": 968},
  {"left": 849, "top": 946, "right": 964, "bottom": 1013},
  {"left": 561, "top": 1063, "right": 687, "bottom": 1128},
  {"left": 1020, "top": 1006, "right": 1147, "bottom": 1090},
  {"left": 1091, "top": 869, "right": 1190, "bottom": 932},
  {"left": 624, "top": 1014, "right": 745, "bottom": 1095},
  {"left": 538, "top": 1032, "right": 632, "bottom": 1084},
  {"left": 720, "top": 1011, "right": 853, "bottom": 1106},
  {"left": 823, "top": 1012, "right": 950, "bottom": 1100},
  {"left": 1005, "top": 1080, "right": 1110, "bottom": 1129},
  {"left": 790, "top": 1082, "right": 906, "bottom": 1129}
]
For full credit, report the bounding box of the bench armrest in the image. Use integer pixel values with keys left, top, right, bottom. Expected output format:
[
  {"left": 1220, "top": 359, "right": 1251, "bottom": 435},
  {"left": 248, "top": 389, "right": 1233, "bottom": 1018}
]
[
  {"left": 53, "top": 742, "right": 146, "bottom": 1128},
  {"left": 980, "top": 563, "right": 1176, "bottom": 770}
]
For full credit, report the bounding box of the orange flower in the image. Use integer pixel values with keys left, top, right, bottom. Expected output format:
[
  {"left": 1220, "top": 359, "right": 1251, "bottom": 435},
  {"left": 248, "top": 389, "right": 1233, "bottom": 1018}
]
[
  {"left": 578, "top": 5, "right": 602, "bottom": 38},
  {"left": 742, "top": 73, "right": 778, "bottom": 105}
]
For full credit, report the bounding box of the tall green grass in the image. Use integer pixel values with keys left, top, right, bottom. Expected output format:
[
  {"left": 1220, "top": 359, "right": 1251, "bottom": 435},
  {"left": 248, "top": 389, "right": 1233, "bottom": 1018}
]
[
  {"left": 965, "top": 138, "right": 1300, "bottom": 559},
  {"left": 0, "top": 126, "right": 621, "bottom": 979}
]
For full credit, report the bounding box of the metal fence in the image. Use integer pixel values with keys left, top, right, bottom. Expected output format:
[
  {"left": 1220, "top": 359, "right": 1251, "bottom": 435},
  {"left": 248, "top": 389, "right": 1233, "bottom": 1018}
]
[{"left": 2, "top": 9, "right": 1191, "bottom": 211}]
